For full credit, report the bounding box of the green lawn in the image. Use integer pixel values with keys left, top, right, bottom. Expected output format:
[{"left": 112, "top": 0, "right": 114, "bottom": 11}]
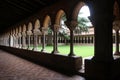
[{"left": 30, "top": 45, "right": 116, "bottom": 58}]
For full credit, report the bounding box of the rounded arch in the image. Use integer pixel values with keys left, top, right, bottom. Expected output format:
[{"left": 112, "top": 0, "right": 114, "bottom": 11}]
[
  {"left": 13, "top": 29, "right": 15, "bottom": 34},
  {"left": 114, "top": 0, "right": 120, "bottom": 18},
  {"left": 34, "top": 19, "right": 40, "bottom": 29},
  {"left": 15, "top": 28, "right": 18, "bottom": 34},
  {"left": 43, "top": 15, "right": 51, "bottom": 28},
  {"left": 23, "top": 24, "right": 27, "bottom": 32},
  {"left": 55, "top": 9, "right": 66, "bottom": 25},
  {"left": 19, "top": 26, "right": 22, "bottom": 33},
  {"left": 72, "top": 2, "right": 86, "bottom": 21},
  {"left": 28, "top": 22, "right": 33, "bottom": 31}
]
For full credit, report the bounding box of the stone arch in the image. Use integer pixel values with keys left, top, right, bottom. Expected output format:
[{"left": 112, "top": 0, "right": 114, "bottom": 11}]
[
  {"left": 28, "top": 22, "right": 33, "bottom": 31},
  {"left": 34, "top": 19, "right": 40, "bottom": 29},
  {"left": 13, "top": 29, "right": 15, "bottom": 34},
  {"left": 72, "top": 1, "right": 86, "bottom": 21},
  {"left": 23, "top": 24, "right": 27, "bottom": 32},
  {"left": 19, "top": 26, "right": 22, "bottom": 33},
  {"left": 15, "top": 27, "right": 18, "bottom": 34},
  {"left": 114, "top": 0, "right": 120, "bottom": 18},
  {"left": 43, "top": 15, "right": 51, "bottom": 28},
  {"left": 55, "top": 9, "right": 66, "bottom": 25}
]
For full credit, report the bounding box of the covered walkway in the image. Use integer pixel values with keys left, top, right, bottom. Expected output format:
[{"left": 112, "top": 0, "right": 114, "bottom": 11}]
[{"left": 0, "top": 50, "right": 85, "bottom": 80}]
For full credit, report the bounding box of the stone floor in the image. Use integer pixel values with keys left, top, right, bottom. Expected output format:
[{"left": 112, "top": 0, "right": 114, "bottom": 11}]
[{"left": 0, "top": 50, "right": 85, "bottom": 80}]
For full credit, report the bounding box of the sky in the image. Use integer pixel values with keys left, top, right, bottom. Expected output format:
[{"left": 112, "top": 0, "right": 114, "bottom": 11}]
[{"left": 78, "top": 5, "right": 90, "bottom": 17}]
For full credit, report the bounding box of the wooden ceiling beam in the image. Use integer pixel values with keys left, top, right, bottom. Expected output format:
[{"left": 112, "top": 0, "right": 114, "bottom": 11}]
[{"left": 5, "top": 0, "right": 33, "bottom": 13}]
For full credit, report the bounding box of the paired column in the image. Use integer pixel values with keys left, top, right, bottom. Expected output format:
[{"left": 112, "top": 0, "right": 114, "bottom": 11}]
[
  {"left": 27, "top": 31, "right": 32, "bottom": 50},
  {"left": 13, "top": 30, "right": 16, "bottom": 47},
  {"left": 15, "top": 32, "right": 19, "bottom": 48},
  {"left": 113, "top": 20, "right": 120, "bottom": 55},
  {"left": 52, "top": 24, "right": 60, "bottom": 54},
  {"left": 18, "top": 32, "right": 22, "bottom": 48},
  {"left": 65, "top": 21, "right": 78, "bottom": 56},
  {"left": 32, "top": 29, "right": 41, "bottom": 51},
  {"left": 41, "top": 27, "right": 48, "bottom": 52},
  {"left": 22, "top": 32, "right": 26, "bottom": 49}
]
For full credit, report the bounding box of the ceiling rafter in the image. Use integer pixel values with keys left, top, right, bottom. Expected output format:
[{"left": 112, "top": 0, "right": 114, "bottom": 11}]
[{"left": 5, "top": 0, "right": 33, "bottom": 13}]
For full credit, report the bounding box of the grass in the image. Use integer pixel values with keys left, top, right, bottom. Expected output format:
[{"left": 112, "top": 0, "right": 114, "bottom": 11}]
[
  {"left": 30, "top": 45, "right": 94, "bottom": 57},
  {"left": 30, "top": 44, "right": 117, "bottom": 58}
]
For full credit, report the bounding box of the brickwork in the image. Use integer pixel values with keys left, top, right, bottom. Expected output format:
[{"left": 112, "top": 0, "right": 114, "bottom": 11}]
[{"left": 0, "top": 50, "right": 85, "bottom": 80}]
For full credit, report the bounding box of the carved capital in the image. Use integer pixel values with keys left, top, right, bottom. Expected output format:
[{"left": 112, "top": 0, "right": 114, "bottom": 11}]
[
  {"left": 33, "top": 29, "right": 41, "bottom": 35},
  {"left": 113, "top": 20, "right": 120, "bottom": 31},
  {"left": 54, "top": 24, "right": 60, "bottom": 32},
  {"left": 42, "top": 27, "right": 48, "bottom": 34},
  {"left": 27, "top": 31, "right": 32, "bottom": 35},
  {"left": 22, "top": 32, "right": 26, "bottom": 36},
  {"left": 18, "top": 33, "right": 22, "bottom": 37},
  {"left": 65, "top": 20, "right": 78, "bottom": 30}
]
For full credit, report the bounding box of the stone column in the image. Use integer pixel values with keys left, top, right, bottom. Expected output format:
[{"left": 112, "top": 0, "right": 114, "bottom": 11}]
[
  {"left": 15, "top": 34, "right": 19, "bottom": 48},
  {"left": 18, "top": 32, "right": 22, "bottom": 48},
  {"left": 115, "top": 30, "right": 120, "bottom": 55},
  {"left": 52, "top": 24, "right": 60, "bottom": 54},
  {"left": 41, "top": 27, "right": 48, "bottom": 52},
  {"left": 27, "top": 31, "right": 32, "bottom": 50},
  {"left": 65, "top": 21, "right": 78, "bottom": 56},
  {"left": 22, "top": 32, "right": 26, "bottom": 49},
  {"left": 13, "top": 34, "right": 15, "bottom": 47},
  {"left": 32, "top": 29, "right": 41, "bottom": 51},
  {"left": 113, "top": 20, "right": 120, "bottom": 55}
]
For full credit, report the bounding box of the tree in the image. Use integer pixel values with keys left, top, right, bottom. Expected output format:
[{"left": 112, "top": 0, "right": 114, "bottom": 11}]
[{"left": 75, "top": 17, "right": 90, "bottom": 34}]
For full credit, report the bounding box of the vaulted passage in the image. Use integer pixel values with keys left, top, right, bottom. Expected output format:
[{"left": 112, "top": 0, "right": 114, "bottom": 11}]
[
  {"left": 0, "top": 50, "right": 85, "bottom": 80},
  {"left": 0, "top": 0, "right": 120, "bottom": 80}
]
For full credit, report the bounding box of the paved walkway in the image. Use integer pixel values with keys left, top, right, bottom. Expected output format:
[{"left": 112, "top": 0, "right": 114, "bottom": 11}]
[{"left": 0, "top": 50, "right": 85, "bottom": 80}]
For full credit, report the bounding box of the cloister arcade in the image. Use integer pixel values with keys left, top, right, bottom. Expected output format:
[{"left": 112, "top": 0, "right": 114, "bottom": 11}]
[
  {"left": 0, "top": 0, "right": 120, "bottom": 79},
  {"left": 0, "top": 2, "right": 94, "bottom": 56}
]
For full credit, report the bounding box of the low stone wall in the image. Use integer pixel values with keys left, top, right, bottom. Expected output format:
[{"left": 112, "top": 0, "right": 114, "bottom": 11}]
[
  {"left": 0, "top": 46, "right": 82, "bottom": 73},
  {"left": 85, "top": 58, "right": 120, "bottom": 80}
]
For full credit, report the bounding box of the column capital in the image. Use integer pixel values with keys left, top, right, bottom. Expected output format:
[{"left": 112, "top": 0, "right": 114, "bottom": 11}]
[
  {"left": 65, "top": 20, "right": 78, "bottom": 30},
  {"left": 113, "top": 20, "right": 120, "bottom": 31},
  {"left": 42, "top": 27, "right": 48, "bottom": 34},
  {"left": 27, "top": 31, "right": 32, "bottom": 35},
  {"left": 54, "top": 24, "right": 60, "bottom": 32},
  {"left": 33, "top": 29, "right": 41, "bottom": 35},
  {"left": 18, "top": 33, "right": 22, "bottom": 37},
  {"left": 22, "top": 32, "right": 26, "bottom": 36}
]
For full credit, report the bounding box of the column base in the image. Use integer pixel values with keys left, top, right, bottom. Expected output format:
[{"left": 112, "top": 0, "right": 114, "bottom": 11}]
[
  {"left": 85, "top": 59, "right": 113, "bottom": 80},
  {"left": 68, "top": 52, "right": 75, "bottom": 57},
  {"left": 114, "top": 51, "right": 120, "bottom": 56},
  {"left": 22, "top": 46, "right": 27, "bottom": 49},
  {"left": 27, "top": 47, "right": 31, "bottom": 50},
  {"left": 51, "top": 50, "right": 59, "bottom": 54},
  {"left": 32, "top": 47, "right": 37, "bottom": 51},
  {"left": 41, "top": 49, "right": 46, "bottom": 52}
]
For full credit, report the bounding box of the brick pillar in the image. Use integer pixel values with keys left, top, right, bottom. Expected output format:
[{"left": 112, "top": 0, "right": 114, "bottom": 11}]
[{"left": 85, "top": 0, "right": 114, "bottom": 79}]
